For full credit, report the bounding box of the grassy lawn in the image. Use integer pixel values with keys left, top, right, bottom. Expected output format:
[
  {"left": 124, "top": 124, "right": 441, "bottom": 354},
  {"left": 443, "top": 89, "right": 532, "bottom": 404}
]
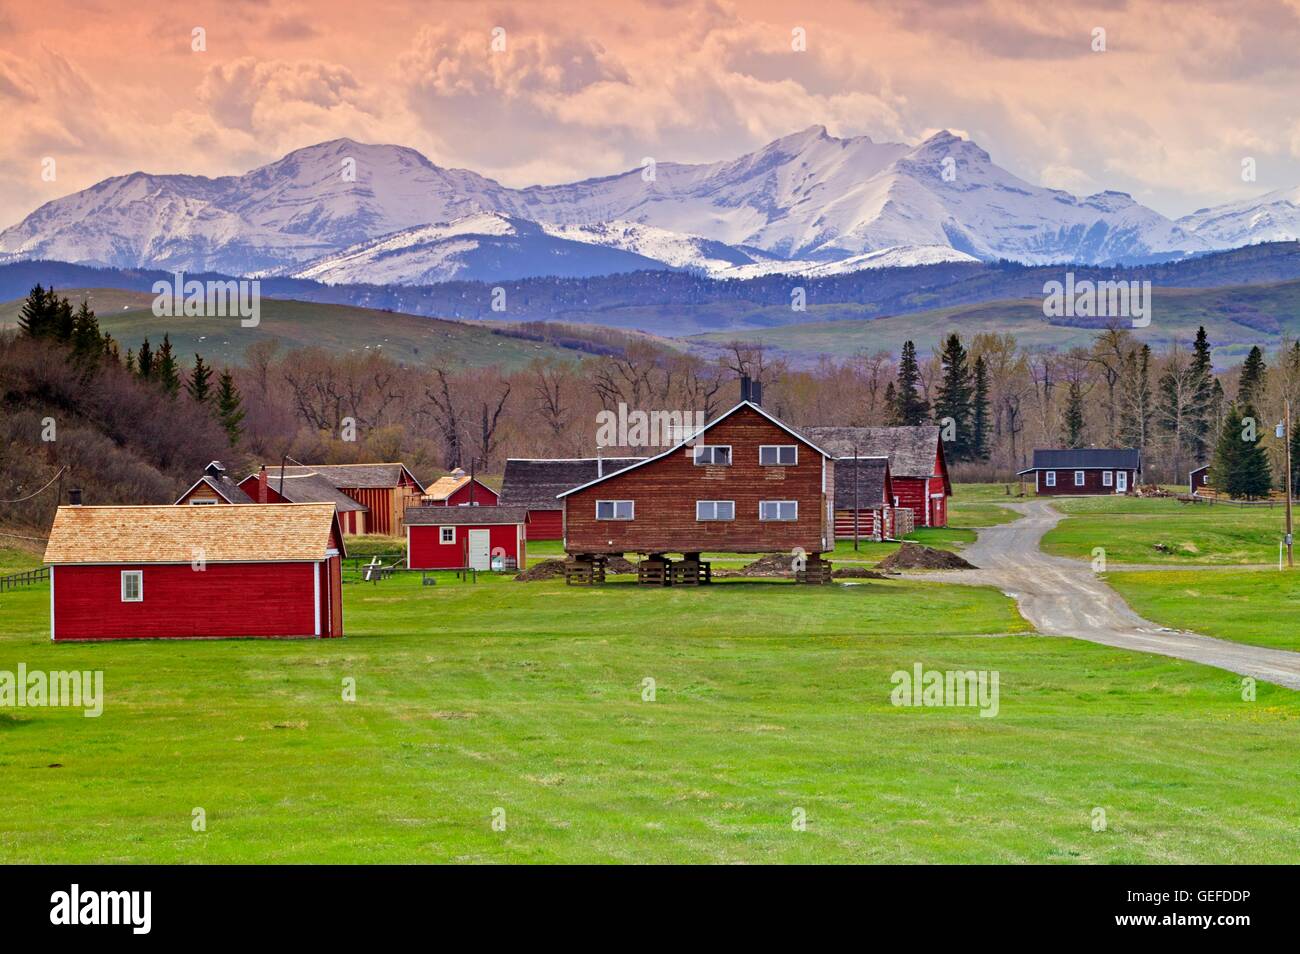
[
  {"left": 3, "top": 555, "right": 1300, "bottom": 864},
  {"left": 1042, "top": 497, "right": 1287, "bottom": 565},
  {"left": 1107, "top": 568, "right": 1300, "bottom": 652}
]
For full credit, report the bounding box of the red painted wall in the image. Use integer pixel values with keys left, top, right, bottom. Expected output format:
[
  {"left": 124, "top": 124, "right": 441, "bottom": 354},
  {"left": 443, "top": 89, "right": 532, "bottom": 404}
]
[
  {"left": 444, "top": 481, "right": 499, "bottom": 506},
  {"left": 525, "top": 509, "right": 564, "bottom": 540},
  {"left": 408, "top": 523, "right": 522, "bottom": 569},
  {"left": 52, "top": 561, "right": 338, "bottom": 640},
  {"left": 1033, "top": 469, "right": 1137, "bottom": 496}
]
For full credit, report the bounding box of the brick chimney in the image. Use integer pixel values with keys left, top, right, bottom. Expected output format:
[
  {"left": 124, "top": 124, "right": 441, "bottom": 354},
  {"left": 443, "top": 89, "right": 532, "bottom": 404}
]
[{"left": 257, "top": 465, "right": 268, "bottom": 503}]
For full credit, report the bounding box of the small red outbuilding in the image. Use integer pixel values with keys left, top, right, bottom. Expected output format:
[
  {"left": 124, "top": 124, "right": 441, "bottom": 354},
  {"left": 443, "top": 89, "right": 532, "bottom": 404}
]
[
  {"left": 43, "top": 503, "right": 346, "bottom": 641},
  {"left": 405, "top": 506, "right": 528, "bottom": 571}
]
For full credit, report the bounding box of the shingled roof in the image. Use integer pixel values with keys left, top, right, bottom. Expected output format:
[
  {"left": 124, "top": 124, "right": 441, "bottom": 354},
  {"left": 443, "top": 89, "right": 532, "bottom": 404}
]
[
  {"left": 805, "top": 426, "right": 943, "bottom": 480},
  {"left": 44, "top": 503, "right": 342, "bottom": 564},
  {"left": 405, "top": 505, "right": 530, "bottom": 526},
  {"left": 255, "top": 472, "right": 368, "bottom": 512},
  {"left": 176, "top": 473, "right": 254, "bottom": 505},
  {"left": 1020, "top": 448, "right": 1141, "bottom": 472},
  {"left": 829, "top": 456, "right": 891, "bottom": 509},
  {"left": 499, "top": 458, "right": 644, "bottom": 509},
  {"left": 268, "top": 463, "right": 425, "bottom": 492}
]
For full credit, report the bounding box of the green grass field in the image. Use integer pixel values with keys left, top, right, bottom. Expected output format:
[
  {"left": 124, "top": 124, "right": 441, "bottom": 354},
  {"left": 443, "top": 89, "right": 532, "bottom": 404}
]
[
  {"left": 1042, "top": 497, "right": 1287, "bottom": 565},
  {"left": 4, "top": 548, "right": 1300, "bottom": 863},
  {"left": 0, "top": 289, "right": 579, "bottom": 371},
  {"left": 1108, "top": 569, "right": 1300, "bottom": 652}
]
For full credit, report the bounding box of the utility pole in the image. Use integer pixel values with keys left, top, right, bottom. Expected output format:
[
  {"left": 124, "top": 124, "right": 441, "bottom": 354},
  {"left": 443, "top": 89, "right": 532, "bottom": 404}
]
[
  {"left": 852, "top": 444, "right": 860, "bottom": 551},
  {"left": 1280, "top": 400, "right": 1294, "bottom": 568}
]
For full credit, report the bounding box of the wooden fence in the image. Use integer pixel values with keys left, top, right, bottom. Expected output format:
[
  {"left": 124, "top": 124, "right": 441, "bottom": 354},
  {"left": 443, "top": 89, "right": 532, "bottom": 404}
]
[{"left": 0, "top": 566, "right": 49, "bottom": 592}]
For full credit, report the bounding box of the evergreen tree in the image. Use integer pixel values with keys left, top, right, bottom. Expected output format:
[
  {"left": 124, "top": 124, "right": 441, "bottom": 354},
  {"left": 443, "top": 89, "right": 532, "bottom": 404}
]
[
  {"left": 216, "top": 369, "right": 246, "bottom": 445},
  {"left": 1061, "top": 380, "right": 1086, "bottom": 448},
  {"left": 154, "top": 334, "right": 181, "bottom": 395},
  {"left": 883, "top": 382, "right": 897, "bottom": 423},
  {"left": 137, "top": 337, "right": 154, "bottom": 381},
  {"left": 971, "top": 354, "right": 991, "bottom": 460},
  {"left": 187, "top": 353, "right": 213, "bottom": 404},
  {"left": 1211, "top": 404, "right": 1272, "bottom": 499},
  {"left": 890, "top": 340, "right": 930, "bottom": 426},
  {"left": 69, "top": 299, "right": 103, "bottom": 368},
  {"left": 933, "top": 333, "right": 973, "bottom": 459},
  {"left": 1237, "top": 346, "right": 1267, "bottom": 408},
  {"left": 1188, "top": 326, "right": 1215, "bottom": 463},
  {"left": 17, "top": 284, "right": 55, "bottom": 338},
  {"left": 101, "top": 333, "right": 120, "bottom": 365},
  {"left": 52, "top": 295, "right": 74, "bottom": 343},
  {"left": 124, "top": 349, "right": 136, "bottom": 376}
]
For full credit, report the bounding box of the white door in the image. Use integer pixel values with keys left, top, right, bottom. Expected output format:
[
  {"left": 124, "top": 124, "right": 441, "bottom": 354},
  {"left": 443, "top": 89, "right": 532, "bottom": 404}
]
[
  {"left": 467, "top": 529, "right": 491, "bottom": 570},
  {"left": 1116, "top": 471, "right": 1128, "bottom": 493}
]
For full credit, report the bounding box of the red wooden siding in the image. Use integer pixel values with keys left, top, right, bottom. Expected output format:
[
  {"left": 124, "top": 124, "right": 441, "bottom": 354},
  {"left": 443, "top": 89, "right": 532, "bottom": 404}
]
[
  {"left": 525, "top": 509, "right": 564, "bottom": 540},
  {"left": 51, "top": 562, "right": 337, "bottom": 641},
  {"left": 1033, "top": 469, "right": 1137, "bottom": 496},
  {"left": 408, "top": 523, "right": 523, "bottom": 569},
  {"left": 443, "top": 481, "right": 499, "bottom": 506},
  {"left": 563, "top": 405, "right": 833, "bottom": 555}
]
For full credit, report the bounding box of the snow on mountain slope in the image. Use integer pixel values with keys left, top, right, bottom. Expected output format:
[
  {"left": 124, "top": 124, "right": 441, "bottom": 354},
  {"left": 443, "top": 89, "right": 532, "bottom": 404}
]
[
  {"left": 1178, "top": 186, "right": 1300, "bottom": 247},
  {"left": 286, "top": 213, "right": 674, "bottom": 285},
  {"left": 712, "top": 244, "right": 980, "bottom": 280},
  {"left": 0, "top": 127, "right": 1290, "bottom": 278}
]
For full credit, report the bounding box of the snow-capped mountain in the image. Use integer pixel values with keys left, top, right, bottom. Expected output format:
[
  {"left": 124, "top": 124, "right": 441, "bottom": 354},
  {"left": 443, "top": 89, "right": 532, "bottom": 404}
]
[
  {"left": 1, "top": 127, "right": 1294, "bottom": 282},
  {"left": 283, "top": 213, "right": 673, "bottom": 285},
  {"left": 1178, "top": 186, "right": 1300, "bottom": 247}
]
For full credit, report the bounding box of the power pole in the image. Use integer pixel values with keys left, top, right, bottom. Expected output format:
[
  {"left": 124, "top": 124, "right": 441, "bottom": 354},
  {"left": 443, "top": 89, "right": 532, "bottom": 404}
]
[
  {"left": 1282, "top": 399, "right": 1294, "bottom": 568},
  {"left": 852, "top": 444, "right": 860, "bottom": 551}
]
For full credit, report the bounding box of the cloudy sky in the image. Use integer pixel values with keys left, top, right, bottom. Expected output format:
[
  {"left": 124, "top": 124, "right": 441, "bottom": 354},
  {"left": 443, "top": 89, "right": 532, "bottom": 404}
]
[{"left": 3, "top": 0, "right": 1300, "bottom": 226}]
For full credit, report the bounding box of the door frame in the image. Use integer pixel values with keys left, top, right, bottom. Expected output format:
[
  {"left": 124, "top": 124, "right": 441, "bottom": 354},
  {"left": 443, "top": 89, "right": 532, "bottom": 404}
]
[
  {"left": 1116, "top": 470, "right": 1128, "bottom": 494},
  {"left": 467, "top": 529, "right": 492, "bottom": 570}
]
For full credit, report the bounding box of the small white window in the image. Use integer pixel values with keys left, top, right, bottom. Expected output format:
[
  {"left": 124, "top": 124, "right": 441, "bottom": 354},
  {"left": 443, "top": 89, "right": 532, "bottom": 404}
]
[
  {"left": 596, "top": 500, "right": 635, "bottom": 520},
  {"left": 1102, "top": 471, "right": 1113, "bottom": 487},
  {"left": 760, "top": 500, "right": 798, "bottom": 521},
  {"left": 760, "top": 445, "right": 798, "bottom": 466},
  {"left": 121, "top": 570, "right": 143, "bottom": 602},
  {"left": 696, "top": 500, "right": 735, "bottom": 521},
  {"left": 1045, "top": 471, "right": 1057, "bottom": 487},
  {"left": 1074, "top": 470, "right": 1085, "bottom": 486},
  {"left": 693, "top": 445, "right": 731, "bottom": 466},
  {"left": 440, "top": 526, "right": 455, "bottom": 544},
  {"left": 189, "top": 498, "right": 218, "bottom": 505}
]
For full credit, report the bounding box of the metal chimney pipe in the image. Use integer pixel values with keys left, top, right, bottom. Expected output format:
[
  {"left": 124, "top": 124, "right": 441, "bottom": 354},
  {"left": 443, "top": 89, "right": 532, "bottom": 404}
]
[{"left": 68, "top": 488, "right": 83, "bottom": 506}]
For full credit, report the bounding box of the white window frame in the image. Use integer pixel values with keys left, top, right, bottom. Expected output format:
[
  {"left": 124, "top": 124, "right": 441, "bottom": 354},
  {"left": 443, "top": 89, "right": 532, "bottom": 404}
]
[
  {"left": 440, "top": 526, "right": 455, "bottom": 544},
  {"left": 693, "top": 445, "right": 732, "bottom": 466},
  {"left": 1045, "top": 471, "right": 1057, "bottom": 487},
  {"left": 596, "top": 500, "right": 635, "bottom": 521},
  {"left": 760, "top": 445, "right": 798, "bottom": 466},
  {"left": 1102, "top": 470, "right": 1113, "bottom": 487},
  {"left": 189, "top": 498, "right": 219, "bottom": 505},
  {"left": 696, "top": 500, "right": 735, "bottom": 521},
  {"left": 1074, "top": 470, "right": 1085, "bottom": 487},
  {"left": 759, "top": 500, "right": 798, "bottom": 521},
  {"left": 121, "top": 570, "right": 143, "bottom": 603}
]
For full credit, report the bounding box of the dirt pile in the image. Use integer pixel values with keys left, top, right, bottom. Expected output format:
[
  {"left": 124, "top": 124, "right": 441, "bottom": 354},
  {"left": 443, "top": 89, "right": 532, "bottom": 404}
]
[
  {"left": 876, "top": 543, "right": 976, "bottom": 571},
  {"left": 514, "top": 559, "right": 567, "bottom": 581},
  {"left": 830, "top": 566, "right": 887, "bottom": 579}
]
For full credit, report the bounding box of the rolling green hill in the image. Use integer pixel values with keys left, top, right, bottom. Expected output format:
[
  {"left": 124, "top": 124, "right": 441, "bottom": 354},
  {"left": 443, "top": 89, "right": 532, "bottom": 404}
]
[
  {"left": 0, "top": 289, "right": 583, "bottom": 370},
  {"left": 690, "top": 280, "right": 1300, "bottom": 363}
]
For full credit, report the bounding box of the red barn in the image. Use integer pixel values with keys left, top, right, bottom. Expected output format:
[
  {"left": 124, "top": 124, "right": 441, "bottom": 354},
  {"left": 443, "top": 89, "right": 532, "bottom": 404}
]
[
  {"left": 1017, "top": 448, "right": 1141, "bottom": 495},
  {"left": 423, "top": 468, "right": 500, "bottom": 507},
  {"left": 237, "top": 467, "right": 370, "bottom": 535},
  {"left": 175, "top": 460, "right": 254, "bottom": 505},
  {"left": 807, "top": 426, "right": 952, "bottom": 527},
  {"left": 827, "top": 456, "right": 909, "bottom": 540},
  {"left": 405, "top": 506, "right": 528, "bottom": 570},
  {"left": 43, "top": 503, "right": 345, "bottom": 641},
  {"left": 560, "top": 401, "right": 835, "bottom": 563},
  {"left": 499, "top": 457, "right": 643, "bottom": 540},
  {"left": 257, "top": 463, "right": 425, "bottom": 535}
]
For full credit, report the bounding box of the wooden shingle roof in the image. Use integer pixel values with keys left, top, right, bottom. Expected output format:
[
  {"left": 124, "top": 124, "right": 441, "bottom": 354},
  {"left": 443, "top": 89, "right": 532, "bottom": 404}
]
[
  {"left": 830, "top": 456, "right": 891, "bottom": 509},
  {"left": 44, "top": 504, "right": 341, "bottom": 565},
  {"left": 499, "top": 458, "right": 644, "bottom": 509},
  {"left": 267, "top": 463, "right": 425, "bottom": 492},
  {"left": 805, "top": 426, "right": 941, "bottom": 479},
  {"left": 255, "top": 472, "right": 367, "bottom": 512},
  {"left": 405, "top": 505, "right": 530, "bottom": 526}
]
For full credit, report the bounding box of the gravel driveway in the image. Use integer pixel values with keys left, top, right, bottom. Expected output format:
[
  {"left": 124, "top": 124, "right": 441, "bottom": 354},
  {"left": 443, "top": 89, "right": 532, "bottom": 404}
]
[{"left": 921, "top": 500, "right": 1300, "bottom": 690}]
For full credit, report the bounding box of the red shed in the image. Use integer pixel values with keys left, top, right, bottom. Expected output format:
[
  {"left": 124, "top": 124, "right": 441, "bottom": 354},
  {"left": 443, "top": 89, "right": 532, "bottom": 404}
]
[
  {"left": 807, "top": 426, "right": 952, "bottom": 527},
  {"left": 405, "top": 506, "right": 529, "bottom": 571},
  {"left": 423, "top": 468, "right": 500, "bottom": 507},
  {"left": 43, "top": 503, "right": 345, "bottom": 641}
]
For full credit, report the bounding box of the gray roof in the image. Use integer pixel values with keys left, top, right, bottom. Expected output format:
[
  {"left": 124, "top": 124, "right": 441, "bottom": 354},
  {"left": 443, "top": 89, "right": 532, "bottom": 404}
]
[
  {"left": 1023, "top": 448, "right": 1141, "bottom": 471},
  {"left": 405, "top": 505, "right": 530, "bottom": 526},
  {"left": 499, "top": 458, "right": 644, "bottom": 509},
  {"left": 197, "top": 474, "right": 254, "bottom": 504},
  {"left": 268, "top": 463, "right": 424, "bottom": 492},
  {"left": 830, "top": 457, "right": 890, "bottom": 509},
  {"left": 806, "top": 426, "right": 942, "bottom": 479},
  {"left": 258, "top": 472, "right": 368, "bottom": 512}
]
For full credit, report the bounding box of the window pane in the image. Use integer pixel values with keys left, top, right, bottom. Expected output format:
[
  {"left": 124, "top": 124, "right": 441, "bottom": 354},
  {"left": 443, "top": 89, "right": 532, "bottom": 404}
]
[
  {"left": 780, "top": 446, "right": 797, "bottom": 465},
  {"left": 597, "top": 501, "right": 612, "bottom": 519},
  {"left": 781, "top": 502, "right": 796, "bottom": 520},
  {"left": 715, "top": 447, "right": 730, "bottom": 465},
  {"left": 760, "top": 447, "right": 776, "bottom": 465},
  {"left": 616, "top": 501, "right": 633, "bottom": 519},
  {"left": 718, "top": 501, "right": 734, "bottom": 520},
  {"left": 694, "top": 447, "right": 708, "bottom": 465}
]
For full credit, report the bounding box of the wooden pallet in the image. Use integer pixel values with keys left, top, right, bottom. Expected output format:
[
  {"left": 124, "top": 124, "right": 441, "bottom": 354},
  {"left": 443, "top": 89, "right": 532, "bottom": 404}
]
[
  {"left": 565, "top": 557, "right": 607, "bottom": 585},
  {"left": 637, "top": 556, "right": 672, "bottom": 586},
  {"left": 795, "top": 557, "right": 833, "bottom": 584},
  {"left": 669, "top": 560, "right": 712, "bottom": 586}
]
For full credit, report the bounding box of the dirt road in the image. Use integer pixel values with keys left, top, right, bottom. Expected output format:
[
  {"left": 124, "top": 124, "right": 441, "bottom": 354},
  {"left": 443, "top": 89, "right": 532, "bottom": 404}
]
[{"left": 923, "top": 500, "right": 1300, "bottom": 690}]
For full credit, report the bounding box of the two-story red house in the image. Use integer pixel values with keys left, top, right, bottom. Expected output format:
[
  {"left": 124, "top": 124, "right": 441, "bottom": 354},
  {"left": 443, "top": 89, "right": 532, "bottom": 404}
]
[{"left": 559, "top": 400, "right": 836, "bottom": 582}]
